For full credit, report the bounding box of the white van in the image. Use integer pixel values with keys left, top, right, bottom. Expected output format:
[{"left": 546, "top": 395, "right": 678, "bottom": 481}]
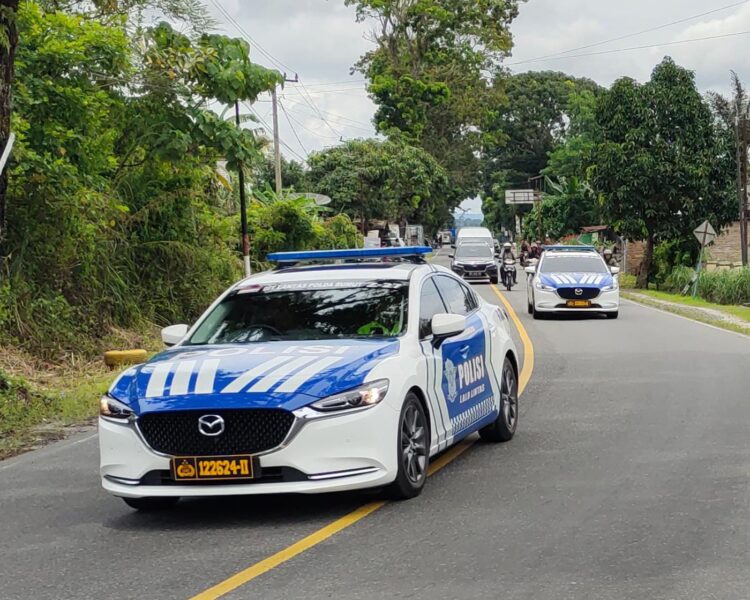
[{"left": 455, "top": 227, "right": 493, "bottom": 247}]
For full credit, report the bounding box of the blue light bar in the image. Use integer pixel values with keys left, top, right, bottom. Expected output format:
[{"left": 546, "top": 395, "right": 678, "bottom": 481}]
[
  {"left": 543, "top": 245, "right": 597, "bottom": 252},
  {"left": 267, "top": 246, "right": 433, "bottom": 262}
]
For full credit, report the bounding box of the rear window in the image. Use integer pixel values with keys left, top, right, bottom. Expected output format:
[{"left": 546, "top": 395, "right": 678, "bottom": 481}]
[
  {"left": 540, "top": 255, "right": 608, "bottom": 274},
  {"left": 188, "top": 282, "right": 408, "bottom": 344}
]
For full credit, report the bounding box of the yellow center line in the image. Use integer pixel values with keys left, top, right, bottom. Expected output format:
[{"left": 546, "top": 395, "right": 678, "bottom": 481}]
[
  {"left": 189, "top": 285, "right": 535, "bottom": 600},
  {"left": 491, "top": 285, "right": 535, "bottom": 395}
]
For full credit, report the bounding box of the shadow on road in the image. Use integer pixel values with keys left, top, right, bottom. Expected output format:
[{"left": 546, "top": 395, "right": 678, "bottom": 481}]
[{"left": 105, "top": 489, "right": 381, "bottom": 532}]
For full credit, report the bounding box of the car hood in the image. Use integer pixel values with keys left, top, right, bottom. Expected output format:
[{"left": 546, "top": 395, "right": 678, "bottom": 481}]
[
  {"left": 538, "top": 272, "right": 614, "bottom": 288},
  {"left": 109, "top": 339, "right": 400, "bottom": 415}
]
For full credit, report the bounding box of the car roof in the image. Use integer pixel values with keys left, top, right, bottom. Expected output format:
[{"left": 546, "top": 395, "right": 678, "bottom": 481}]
[
  {"left": 544, "top": 251, "right": 604, "bottom": 259},
  {"left": 235, "top": 262, "right": 426, "bottom": 288}
]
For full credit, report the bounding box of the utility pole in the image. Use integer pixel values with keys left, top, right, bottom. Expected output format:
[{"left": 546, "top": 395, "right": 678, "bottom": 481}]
[
  {"left": 736, "top": 115, "right": 749, "bottom": 265},
  {"left": 271, "top": 86, "right": 282, "bottom": 196},
  {"left": 270, "top": 74, "right": 299, "bottom": 197},
  {"left": 235, "top": 101, "right": 251, "bottom": 277}
]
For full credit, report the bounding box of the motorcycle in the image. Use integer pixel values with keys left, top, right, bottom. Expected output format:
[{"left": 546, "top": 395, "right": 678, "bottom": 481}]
[{"left": 502, "top": 259, "right": 516, "bottom": 291}]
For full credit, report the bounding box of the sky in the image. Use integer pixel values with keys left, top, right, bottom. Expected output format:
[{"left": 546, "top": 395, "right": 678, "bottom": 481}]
[{"left": 205, "top": 0, "right": 750, "bottom": 212}]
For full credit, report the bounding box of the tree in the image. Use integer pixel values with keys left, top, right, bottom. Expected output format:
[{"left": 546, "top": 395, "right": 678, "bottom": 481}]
[
  {"left": 0, "top": 0, "right": 20, "bottom": 255},
  {"left": 592, "top": 58, "right": 736, "bottom": 288},
  {"left": 482, "top": 71, "right": 601, "bottom": 235},
  {"left": 306, "top": 137, "right": 450, "bottom": 233},
  {"left": 346, "top": 0, "right": 523, "bottom": 208}
]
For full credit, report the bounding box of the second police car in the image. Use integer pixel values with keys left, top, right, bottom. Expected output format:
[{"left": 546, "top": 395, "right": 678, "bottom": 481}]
[
  {"left": 99, "top": 247, "right": 520, "bottom": 510},
  {"left": 525, "top": 245, "right": 620, "bottom": 319}
]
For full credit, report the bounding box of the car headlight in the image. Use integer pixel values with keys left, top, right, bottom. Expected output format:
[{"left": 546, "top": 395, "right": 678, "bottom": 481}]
[
  {"left": 601, "top": 281, "right": 619, "bottom": 292},
  {"left": 534, "top": 279, "right": 556, "bottom": 292},
  {"left": 310, "top": 380, "right": 389, "bottom": 413},
  {"left": 99, "top": 394, "right": 134, "bottom": 420}
]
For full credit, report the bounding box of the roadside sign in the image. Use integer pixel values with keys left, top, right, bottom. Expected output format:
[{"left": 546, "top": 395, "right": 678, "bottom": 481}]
[
  {"left": 693, "top": 220, "right": 716, "bottom": 246},
  {"left": 505, "top": 189, "right": 536, "bottom": 205}
]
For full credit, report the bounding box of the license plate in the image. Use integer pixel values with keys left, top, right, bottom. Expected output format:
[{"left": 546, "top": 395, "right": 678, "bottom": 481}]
[
  {"left": 171, "top": 455, "right": 255, "bottom": 481},
  {"left": 468, "top": 271, "right": 483, "bottom": 277},
  {"left": 566, "top": 300, "right": 591, "bottom": 308}
]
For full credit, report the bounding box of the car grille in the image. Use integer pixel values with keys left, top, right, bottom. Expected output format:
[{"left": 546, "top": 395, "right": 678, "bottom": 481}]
[
  {"left": 137, "top": 409, "right": 295, "bottom": 456},
  {"left": 462, "top": 263, "right": 491, "bottom": 271},
  {"left": 557, "top": 287, "right": 600, "bottom": 300}
]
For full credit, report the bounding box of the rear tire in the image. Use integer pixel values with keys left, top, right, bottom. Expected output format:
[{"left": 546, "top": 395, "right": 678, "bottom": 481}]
[
  {"left": 386, "top": 393, "right": 429, "bottom": 500},
  {"left": 606, "top": 311, "right": 619, "bottom": 320},
  {"left": 527, "top": 297, "right": 533, "bottom": 314},
  {"left": 480, "top": 357, "right": 518, "bottom": 443},
  {"left": 121, "top": 496, "right": 180, "bottom": 512}
]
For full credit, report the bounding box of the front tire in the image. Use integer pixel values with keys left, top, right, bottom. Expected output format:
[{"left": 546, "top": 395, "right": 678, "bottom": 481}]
[
  {"left": 490, "top": 274, "right": 499, "bottom": 285},
  {"left": 386, "top": 393, "right": 429, "bottom": 500},
  {"left": 480, "top": 357, "right": 518, "bottom": 443},
  {"left": 121, "top": 496, "right": 180, "bottom": 512},
  {"left": 606, "top": 311, "right": 619, "bottom": 319}
]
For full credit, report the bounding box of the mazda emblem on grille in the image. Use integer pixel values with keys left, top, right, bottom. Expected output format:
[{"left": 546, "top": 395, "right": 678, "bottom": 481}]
[
  {"left": 198, "top": 414, "right": 225, "bottom": 437},
  {"left": 575, "top": 288, "right": 583, "bottom": 296}
]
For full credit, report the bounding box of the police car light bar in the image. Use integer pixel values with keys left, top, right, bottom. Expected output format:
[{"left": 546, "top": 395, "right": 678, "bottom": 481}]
[
  {"left": 543, "top": 245, "right": 597, "bottom": 252},
  {"left": 267, "top": 246, "right": 433, "bottom": 263}
]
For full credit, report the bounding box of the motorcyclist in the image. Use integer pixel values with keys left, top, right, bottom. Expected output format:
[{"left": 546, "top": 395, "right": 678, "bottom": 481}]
[
  {"left": 528, "top": 241, "right": 541, "bottom": 260},
  {"left": 500, "top": 242, "right": 517, "bottom": 284},
  {"left": 603, "top": 247, "right": 618, "bottom": 267}
]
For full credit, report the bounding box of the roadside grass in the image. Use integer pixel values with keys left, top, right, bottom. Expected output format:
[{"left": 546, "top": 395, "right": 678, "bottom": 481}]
[
  {"left": 0, "top": 326, "right": 162, "bottom": 459},
  {"left": 622, "top": 289, "right": 750, "bottom": 336}
]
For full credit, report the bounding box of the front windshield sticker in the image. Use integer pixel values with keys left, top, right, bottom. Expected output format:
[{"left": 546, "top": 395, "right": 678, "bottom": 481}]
[{"left": 260, "top": 280, "right": 404, "bottom": 293}]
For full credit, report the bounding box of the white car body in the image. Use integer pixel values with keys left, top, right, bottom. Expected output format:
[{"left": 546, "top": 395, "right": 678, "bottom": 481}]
[
  {"left": 526, "top": 247, "right": 620, "bottom": 318},
  {"left": 99, "top": 257, "right": 519, "bottom": 501},
  {"left": 456, "top": 227, "right": 493, "bottom": 246}
]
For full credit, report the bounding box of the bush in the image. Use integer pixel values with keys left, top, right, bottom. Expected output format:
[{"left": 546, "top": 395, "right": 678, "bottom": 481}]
[{"left": 661, "top": 266, "right": 750, "bottom": 305}]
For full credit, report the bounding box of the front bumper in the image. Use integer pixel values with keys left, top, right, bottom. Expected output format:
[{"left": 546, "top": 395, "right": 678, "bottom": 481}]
[
  {"left": 533, "top": 288, "right": 620, "bottom": 313},
  {"left": 99, "top": 401, "right": 400, "bottom": 498}
]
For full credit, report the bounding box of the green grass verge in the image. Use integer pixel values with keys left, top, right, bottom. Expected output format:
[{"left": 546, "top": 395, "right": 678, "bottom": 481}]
[
  {"left": 623, "top": 290, "right": 750, "bottom": 336},
  {"left": 0, "top": 368, "right": 115, "bottom": 459}
]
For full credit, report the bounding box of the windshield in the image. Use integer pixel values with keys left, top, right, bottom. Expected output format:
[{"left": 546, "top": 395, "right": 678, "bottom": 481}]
[
  {"left": 188, "top": 282, "right": 408, "bottom": 344},
  {"left": 456, "top": 244, "right": 493, "bottom": 259},
  {"left": 540, "top": 255, "right": 608, "bottom": 274}
]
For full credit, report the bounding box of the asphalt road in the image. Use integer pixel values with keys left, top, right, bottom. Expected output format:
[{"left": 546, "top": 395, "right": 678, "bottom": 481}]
[{"left": 2, "top": 255, "right": 750, "bottom": 600}]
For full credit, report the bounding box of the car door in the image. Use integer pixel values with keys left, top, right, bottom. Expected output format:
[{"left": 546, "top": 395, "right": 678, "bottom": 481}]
[
  {"left": 432, "top": 275, "right": 497, "bottom": 444},
  {"left": 418, "top": 277, "right": 452, "bottom": 453}
]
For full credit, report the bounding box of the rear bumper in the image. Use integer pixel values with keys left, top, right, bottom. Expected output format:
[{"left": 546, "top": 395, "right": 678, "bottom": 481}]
[{"left": 533, "top": 288, "right": 620, "bottom": 312}]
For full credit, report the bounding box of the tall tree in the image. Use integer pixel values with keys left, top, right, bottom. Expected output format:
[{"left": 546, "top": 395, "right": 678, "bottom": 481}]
[
  {"left": 306, "top": 137, "right": 450, "bottom": 234},
  {"left": 482, "top": 71, "right": 601, "bottom": 235},
  {"left": 347, "top": 0, "right": 523, "bottom": 209},
  {"left": 0, "top": 0, "right": 19, "bottom": 255},
  {"left": 593, "top": 57, "right": 736, "bottom": 287}
]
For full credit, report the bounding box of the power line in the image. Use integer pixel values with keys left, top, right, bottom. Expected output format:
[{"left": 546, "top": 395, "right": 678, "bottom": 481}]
[
  {"left": 243, "top": 102, "right": 307, "bottom": 163},
  {"left": 281, "top": 97, "right": 374, "bottom": 131},
  {"left": 280, "top": 109, "right": 341, "bottom": 141},
  {"left": 509, "top": 0, "right": 750, "bottom": 67},
  {"left": 279, "top": 99, "right": 310, "bottom": 156},
  {"left": 506, "top": 30, "right": 750, "bottom": 66}
]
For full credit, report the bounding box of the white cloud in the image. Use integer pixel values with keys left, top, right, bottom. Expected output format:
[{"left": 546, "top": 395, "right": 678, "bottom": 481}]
[{"left": 211, "top": 0, "right": 750, "bottom": 164}]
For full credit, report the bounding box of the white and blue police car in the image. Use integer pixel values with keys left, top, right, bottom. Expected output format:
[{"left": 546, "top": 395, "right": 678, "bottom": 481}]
[
  {"left": 525, "top": 245, "right": 620, "bottom": 319},
  {"left": 99, "top": 247, "right": 520, "bottom": 510}
]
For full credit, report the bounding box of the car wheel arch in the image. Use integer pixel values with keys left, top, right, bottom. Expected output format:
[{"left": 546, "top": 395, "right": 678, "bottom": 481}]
[
  {"left": 406, "top": 386, "right": 432, "bottom": 441},
  {"left": 504, "top": 350, "right": 519, "bottom": 382}
]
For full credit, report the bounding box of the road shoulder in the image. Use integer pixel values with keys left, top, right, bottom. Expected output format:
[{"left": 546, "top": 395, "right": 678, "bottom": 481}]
[{"left": 623, "top": 290, "right": 750, "bottom": 337}]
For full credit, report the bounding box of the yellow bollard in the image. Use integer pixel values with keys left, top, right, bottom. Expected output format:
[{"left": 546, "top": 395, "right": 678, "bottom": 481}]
[{"left": 103, "top": 349, "right": 148, "bottom": 369}]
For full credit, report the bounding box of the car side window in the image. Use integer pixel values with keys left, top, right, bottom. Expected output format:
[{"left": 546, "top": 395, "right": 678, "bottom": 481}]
[
  {"left": 435, "top": 276, "right": 472, "bottom": 316},
  {"left": 419, "top": 278, "right": 446, "bottom": 339},
  {"left": 460, "top": 284, "right": 478, "bottom": 311}
]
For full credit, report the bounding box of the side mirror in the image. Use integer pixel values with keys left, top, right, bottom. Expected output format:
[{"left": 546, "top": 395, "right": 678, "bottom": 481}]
[
  {"left": 431, "top": 313, "right": 466, "bottom": 348},
  {"left": 161, "top": 324, "right": 189, "bottom": 347},
  {"left": 448, "top": 253, "right": 455, "bottom": 259},
  {"left": 524, "top": 266, "right": 536, "bottom": 274},
  {"left": 609, "top": 266, "right": 620, "bottom": 275}
]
